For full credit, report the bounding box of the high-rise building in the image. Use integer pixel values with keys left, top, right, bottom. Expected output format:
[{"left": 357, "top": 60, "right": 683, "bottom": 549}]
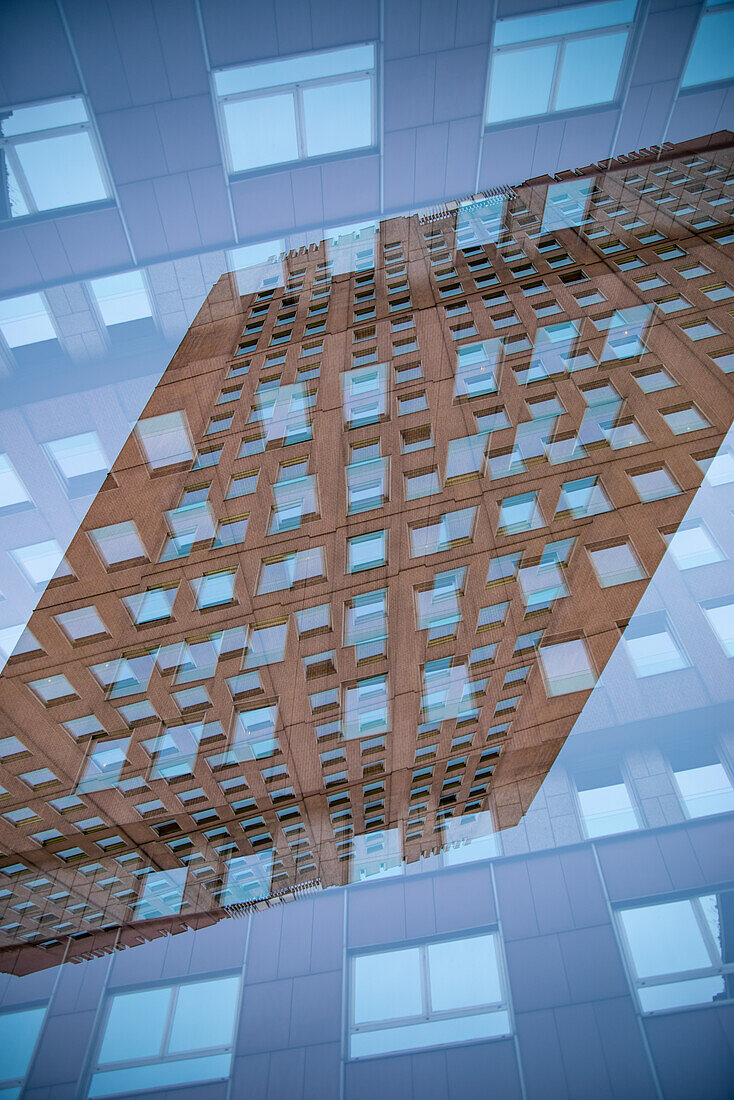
[{"left": 1, "top": 132, "right": 734, "bottom": 972}]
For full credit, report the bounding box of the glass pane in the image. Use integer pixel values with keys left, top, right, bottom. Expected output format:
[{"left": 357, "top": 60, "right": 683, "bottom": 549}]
[
  {"left": 351, "top": 1010, "right": 510, "bottom": 1058},
  {"left": 487, "top": 44, "right": 557, "bottom": 123},
  {"left": 303, "top": 78, "right": 372, "bottom": 157},
  {"left": 0, "top": 1006, "right": 46, "bottom": 1080},
  {"left": 495, "top": 0, "right": 637, "bottom": 45},
  {"left": 620, "top": 900, "right": 712, "bottom": 978},
  {"left": 682, "top": 10, "right": 734, "bottom": 87},
  {"left": 427, "top": 934, "right": 502, "bottom": 1011},
  {"left": 168, "top": 976, "right": 239, "bottom": 1053},
  {"left": 353, "top": 947, "right": 422, "bottom": 1023},
  {"left": 224, "top": 94, "right": 298, "bottom": 171},
  {"left": 89, "top": 1053, "right": 232, "bottom": 1098},
  {"left": 214, "top": 45, "right": 374, "bottom": 95},
  {"left": 16, "top": 132, "right": 107, "bottom": 211},
  {"left": 555, "top": 31, "right": 628, "bottom": 111},
  {"left": 98, "top": 987, "right": 171, "bottom": 1063}
]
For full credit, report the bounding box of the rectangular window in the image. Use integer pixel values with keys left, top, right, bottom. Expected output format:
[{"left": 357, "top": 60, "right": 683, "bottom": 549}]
[
  {"left": 0, "top": 1004, "right": 47, "bottom": 1095},
  {"left": 0, "top": 96, "right": 110, "bottom": 217},
  {"left": 257, "top": 547, "right": 325, "bottom": 594},
  {"left": 669, "top": 743, "right": 734, "bottom": 819},
  {"left": 89, "top": 975, "right": 240, "bottom": 1097},
  {"left": 624, "top": 611, "right": 689, "bottom": 677},
  {"left": 539, "top": 638, "right": 596, "bottom": 696},
  {"left": 701, "top": 597, "right": 734, "bottom": 657},
  {"left": 347, "top": 530, "right": 387, "bottom": 573},
  {"left": 350, "top": 932, "right": 510, "bottom": 1058},
  {"left": 410, "top": 507, "right": 477, "bottom": 556},
  {"left": 664, "top": 521, "right": 724, "bottom": 570},
  {"left": 191, "top": 571, "right": 236, "bottom": 609},
  {"left": 588, "top": 541, "right": 646, "bottom": 586},
  {"left": 214, "top": 45, "right": 375, "bottom": 173},
  {"left": 618, "top": 890, "right": 734, "bottom": 1013},
  {"left": 682, "top": 3, "right": 734, "bottom": 88},
  {"left": 574, "top": 762, "right": 638, "bottom": 836}
]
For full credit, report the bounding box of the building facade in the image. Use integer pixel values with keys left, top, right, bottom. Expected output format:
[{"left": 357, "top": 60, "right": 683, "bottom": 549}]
[{"left": 1, "top": 133, "right": 734, "bottom": 974}]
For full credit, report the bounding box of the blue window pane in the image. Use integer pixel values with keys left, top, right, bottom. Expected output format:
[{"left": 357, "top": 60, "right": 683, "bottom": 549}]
[
  {"left": 98, "top": 988, "right": 170, "bottom": 1063},
  {"left": 682, "top": 10, "right": 734, "bottom": 87},
  {"left": 89, "top": 1054, "right": 232, "bottom": 1098},
  {"left": 350, "top": 1010, "right": 510, "bottom": 1058},
  {"left": 303, "top": 79, "right": 372, "bottom": 157},
  {"left": 495, "top": 0, "right": 637, "bottom": 45},
  {"left": 353, "top": 947, "right": 422, "bottom": 1023},
  {"left": 0, "top": 1007, "right": 46, "bottom": 1081},
  {"left": 487, "top": 44, "right": 557, "bottom": 123},
  {"left": 168, "top": 977, "right": 239, "bottom": 1053},
  {"left": 427, "top": 934, "right": 502, "bottom": 1011},
  {"left": 555, "top": 31, "right": 628, "bottom": 111},
  {"left": 224, "top": 94, "right": 299, "bottom": 171},
  {"left": 15, "top": 132, "right": 107, "bottom": 211}
]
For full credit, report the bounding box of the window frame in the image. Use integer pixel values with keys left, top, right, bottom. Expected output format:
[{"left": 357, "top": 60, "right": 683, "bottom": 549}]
[
  {"left": 213, "top": 44, "right": 379, "bottom": 178},
  {"left": 348, "top": 929, "right": 512, "bottom": 1059},
  {"left": 0, "top": 94, "right": 113, "bottom": 221},
  {"left": 87, "top": 972, "right": 242, "bottom": 1097},
  {"left": 485, "top": 1, "right": 639, "bottom": 128}
]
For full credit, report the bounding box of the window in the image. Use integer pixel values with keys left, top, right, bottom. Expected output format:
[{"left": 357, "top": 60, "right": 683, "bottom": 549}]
[
  {"left": 682, "top": 1, "right": 734, "bottom": 88},
  {"left": 497, "top": 492, "right": 544, "bottom": 535},
  {"left": 44, "top": 431, "right": 108, "bottom": 494},
  {"left": 0, "top": 96, "right": 109, "bottom": 217},
  {"left": 350, "top": 932, "right": 509, "bottom": 1058},
  {"left": 191, "top": 571, "right": 236, "bottom": 609},
  {"left": 556, "top": 476, "right": 611, "bottom": 519},
  {"left": 294, "top": 602, "right": 331, "bottom": 636},
  {"left": 343, "top": 364, "right": 387, "bottom": 427},
  {"left": 539, "top": 638, "right": 596, "bottom": 696},
  {"left": 0, "top": 453, "right": 31, "bottom": 512},
  {"left": 487, "top": 1, "right": 636, "bottom": 125},
  {"left": 0, "top": 292, "right": 56, "bottom": 347},
  {"left": 701, "top": 597, "right": 734, "bottom": 657},
  {"left": 90, "top": 271, "right": 152, "bottom": 328},
  {"left": 574, "top": 763, "right": 638, "bottom": 836},
  {"left": 90, "top": 975, "right": 240, "bottom": 1097},
  {"left": 347, "top": 530, "right": 387, "bottom": 572},
  {"left": 347, "top": 456, "right": 388, "bottom": 513},
  {"left": 214, "top": 45, "right": 375, "bottom": 174},
  {"left": 11, "top": 540, "right": 72, "bottom": 588},
  {"left": 588, "top": 541, "right": 646, "bottom": 586},
  {"left": 405, "top": 467, "right": 440, "bottom": 500},
  {"left": 226, "top": 470, "right": 259, "bottom": 498},
  {"left": 633, "top": 367, "right": 675, "bottom": 393},
  {"left": 344, "top": 589, "right": 388, "bottom": 660},
  {"left": 618, "top": 890, "right": 734, "bottom": 1013},
  {"left": 0, "top": 1005, "right": 47, "bottom": 1095},
  {"left": 629, "top": 465, "right": 681, "bottom": 502},
  {"left": 455, "top": 340, "right": 500, "bottom": 398},
  {"left": 257, "top": 546, "right": 325, "bottom": 593},
  {"left": 664, "top": 521, "right": 724, "bottom": 570},
  {"left": 135, "top": 412, "right": 193, "bottom": 470},
  {"left": 661, "top": 404, "right": 710, "bottom": 435},
  {"left": 89, "top": 522, "right": 147, "bottom": 567},
  {"left": 344, "top": 675, "right": 390, "bottom": 739},
  {"left": 669, "top": 743, "right": 734, "bottom": 819},
  {"left": 624, "top": 612, "right": 689, "bottom": 676},
  {"left": 55, "top": 605, "right": 108, "bottom": 641},
  {"left": 410, "top": 508, "right": 476, "bottom": 556},
  {"left": 123, "top": 587, "right": 177, "bottom": 625}
]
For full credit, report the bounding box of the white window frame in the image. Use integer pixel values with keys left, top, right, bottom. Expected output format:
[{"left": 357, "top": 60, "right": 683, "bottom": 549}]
[
  {"left": 213, "top": 44, "right": 378, "bottom": 177},
  {"left": 616, "top": 891, "right": 734, "bottom": 1014},
  {"left": 88, "top": 973, "right": 242, "bottom": 1097},
  {"left": 0, "top": 94, "right": 113, "bottom": 219},
  {"left": 349, "top": 930, "right": 511, "bottom": 1058},
  {"left": 485, "top": 2, "right": 639, "bottom": 127}
]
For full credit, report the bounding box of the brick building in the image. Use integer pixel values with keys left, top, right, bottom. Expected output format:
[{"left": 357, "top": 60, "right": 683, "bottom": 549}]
[{"left": 1, "top": 133, "right": 734, "bottom": 966}]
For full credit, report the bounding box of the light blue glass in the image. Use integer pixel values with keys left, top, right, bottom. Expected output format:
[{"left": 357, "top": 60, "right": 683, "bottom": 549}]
[
  {"left": 682, "top": 9, "right": 734, "bottom": 87},
  {"left": 0, "top": 1006, "right": 46, "bottom": 1081},
  {"left": 495, "top": 0, "right": 637, "bottom": 45},
  {"left": 487, "top": 44, "right": 557, "bottom": 123},
  {"left": 555, "top": 30, "right": 628, "bottom": 110},
  {"left": 168, "top": 976, "right": 239, "bottom": 1053},
  {"left": 303, "top": 78, "right": 372, "bottom": 157},
  {"left": 214, "top": 45, "right": 374, "bottom": 95},
  {"left": 224, "top": 95, "right": 299, "bottom": 172},
  {"left": 89, "top": 1053, "right": 232, "bottom": 1098},
  {"left": 98, "top": 987, "right": 170, "bottom": 1063},
  {"left": 353, "top": 947, "right": 422, "bottom": 1024},
  {"left": 427, "top": 934, "right": 502, "bottom": 1011}
]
